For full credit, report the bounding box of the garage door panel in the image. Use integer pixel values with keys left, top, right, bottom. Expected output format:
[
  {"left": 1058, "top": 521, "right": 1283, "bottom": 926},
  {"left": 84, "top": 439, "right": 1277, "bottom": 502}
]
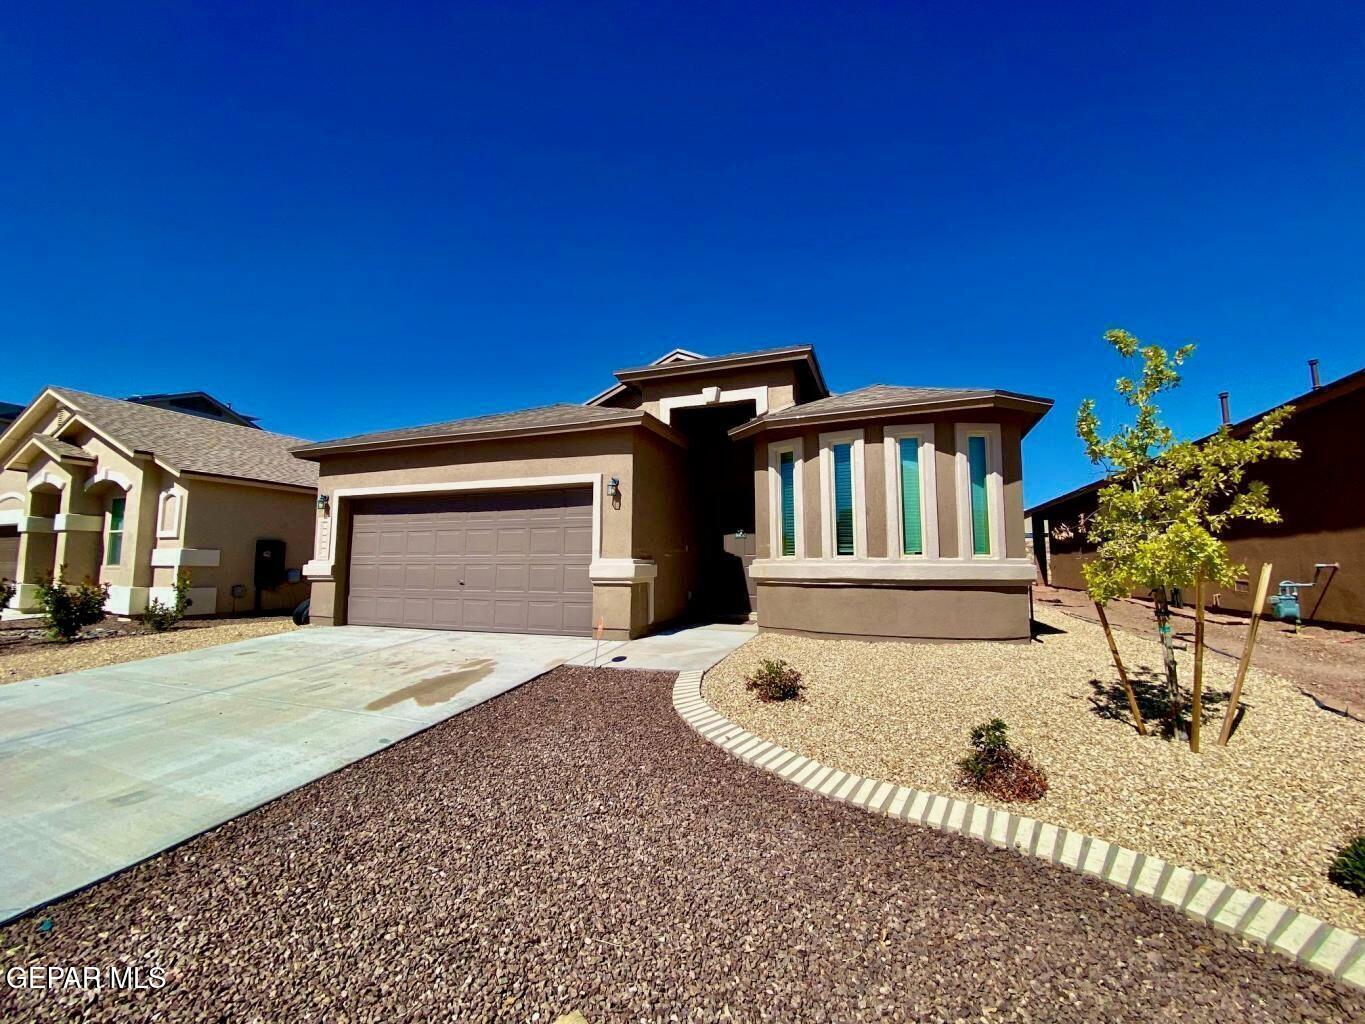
[
  {"left": 562, "top": 601, "right": 593, "bottom": 633},
  {"left": 405, "top": 530, "right": 435, "bottom": 556},
  {"left": 461, "top": 599, "right": 493, "bottom": 628},
  {"left": 465, "top": 564, "right": 496, "bottom": 591},
  {"left": 495, "top": 564, "right": 527, "bottom": 592},
  {"left": 404, "top": 563, "right": 434, "bottom": 589},
  {"left": 350, "top": 531, "right": 380, "bottom": 557},
  {"left": 527, "top": 564, "right": 562, "bottom": 592},
  {"left": 432, "top": 563, "right": 464, "bottom": 589},
  {"left": 348, "top": 487, "right": 593, "bottom": 636},
  {"left": 431, "top": 599, "right": 462, "bottom": 627},
  {"left": 563, "top": 564, "right": 591, "bottom": 594},
  {"left": 435, "top": 529, "right": 465, "bottom": 555}
]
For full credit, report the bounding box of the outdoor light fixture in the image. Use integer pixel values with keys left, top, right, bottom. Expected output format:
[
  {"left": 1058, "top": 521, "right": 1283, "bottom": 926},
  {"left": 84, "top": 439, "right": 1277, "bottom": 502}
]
[
  {"left": 607, "top": 477, "right": 620, "bottom": 498},
  {"left": 316, "top": 494, "right": 330, "bottom": 515}
]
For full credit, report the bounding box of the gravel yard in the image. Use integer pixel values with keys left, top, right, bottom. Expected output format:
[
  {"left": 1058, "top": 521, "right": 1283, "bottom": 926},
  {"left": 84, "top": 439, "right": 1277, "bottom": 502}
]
[
  {"left": 2, "top": 666, "right": 1360, "bottom": 1023},
  {"left": 706, "top": 605, "right": 1365, "bottom": 935},
  {"left": 0, "top": 617, "right": 299, "bottom": 685}
]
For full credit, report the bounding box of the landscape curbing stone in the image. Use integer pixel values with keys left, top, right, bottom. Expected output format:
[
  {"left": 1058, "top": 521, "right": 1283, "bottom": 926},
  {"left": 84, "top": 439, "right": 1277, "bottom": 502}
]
[{"left": 671, "top": 669, "right": 1365, "bottom": 990}]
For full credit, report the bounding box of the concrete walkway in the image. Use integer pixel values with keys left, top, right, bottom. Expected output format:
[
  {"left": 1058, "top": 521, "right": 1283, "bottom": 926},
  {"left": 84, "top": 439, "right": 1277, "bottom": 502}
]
[
  {"left": 0, "top": 626, "right": 597, "bottom": 921},
  {"left": 569, "top": 621, "right": 756, "bottom": 672}
]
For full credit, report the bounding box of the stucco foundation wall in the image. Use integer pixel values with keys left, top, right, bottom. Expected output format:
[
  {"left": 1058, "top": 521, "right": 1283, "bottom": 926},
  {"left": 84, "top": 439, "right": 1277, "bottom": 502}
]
[
  {"left": 180, "top": 479, "right": 314, "bottom": 615},
  {"left": 757, "top": 582, "right": 1031, "bottom": 640}
]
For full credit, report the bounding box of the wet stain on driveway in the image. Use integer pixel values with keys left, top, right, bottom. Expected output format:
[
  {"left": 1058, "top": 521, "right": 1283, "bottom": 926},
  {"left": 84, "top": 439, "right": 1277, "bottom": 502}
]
[{"left": 366, "top": 658, "right": 496, "bottom": 711}]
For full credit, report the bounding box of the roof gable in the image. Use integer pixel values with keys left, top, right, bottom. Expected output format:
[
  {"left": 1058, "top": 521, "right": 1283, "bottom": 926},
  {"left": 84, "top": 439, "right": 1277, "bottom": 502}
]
[{"left": 0, "top": 388, "right": 316, "bottom": 489}]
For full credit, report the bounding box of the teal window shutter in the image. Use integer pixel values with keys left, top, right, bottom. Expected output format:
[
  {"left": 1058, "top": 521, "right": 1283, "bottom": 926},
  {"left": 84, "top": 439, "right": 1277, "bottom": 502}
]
[
  {"left": 779, "top": 451, "right": 796, "bottom": 556},
  {"left": 833, "top": 443, "right": 854, "bottom": 555},
  {"left": 968, "top": 435, "right": 990, "bottom": 555},
  {"left": 899, "top": 438, "right": 923, "bottom": 555}
]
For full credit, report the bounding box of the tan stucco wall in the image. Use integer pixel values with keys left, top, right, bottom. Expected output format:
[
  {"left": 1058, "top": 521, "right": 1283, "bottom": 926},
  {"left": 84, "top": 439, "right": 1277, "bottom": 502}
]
[
  {"left": 630, "top": 428, "right": 694, "bottom": 625},
  {"left": 749, "top": 410, "right": 1034, "bottom": 640},
  {"left": 638, "top": 365, "right": 800, "bottom": 422},
  {"left": 757, "top": 582, "right": 1031, "bottom": 640},
  {"left": 306, "top": 428, "right": 652, "bottom": 636},
  {"left": 176, "top": 478, "right": 314, "bottom": 614}
]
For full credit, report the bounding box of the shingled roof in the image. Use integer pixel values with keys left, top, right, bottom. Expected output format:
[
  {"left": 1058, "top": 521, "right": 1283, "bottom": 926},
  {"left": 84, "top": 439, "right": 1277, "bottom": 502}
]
[
  {"left": 40, "top": 387, "right": 317, "bottom": 489},
  {"left": 292, "top": 402, "right": 652, "bottom": 457},
  {"left": 729, "top": 384, "right": 1054, "bottom": 438}
]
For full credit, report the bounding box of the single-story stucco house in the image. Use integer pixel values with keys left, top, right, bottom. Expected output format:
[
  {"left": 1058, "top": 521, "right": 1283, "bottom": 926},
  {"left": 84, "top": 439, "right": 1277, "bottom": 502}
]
[
  {"left": 293, "top": 346, "right": 1051, "bottom": 641},
  {"left": 0, "top": 388, "right": 317, "bottom": 617}
]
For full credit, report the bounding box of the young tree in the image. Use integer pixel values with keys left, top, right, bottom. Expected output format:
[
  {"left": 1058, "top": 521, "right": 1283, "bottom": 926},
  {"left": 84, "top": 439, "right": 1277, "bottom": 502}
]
[{"left": 1076, "top": 329, "right": 1299, "bottom": 737}]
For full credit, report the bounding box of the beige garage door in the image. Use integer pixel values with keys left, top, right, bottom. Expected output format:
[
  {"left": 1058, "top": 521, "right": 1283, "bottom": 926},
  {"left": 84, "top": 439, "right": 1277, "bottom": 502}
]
[{"left": 346, "top": 488, "right": 593, "bottom": 636}]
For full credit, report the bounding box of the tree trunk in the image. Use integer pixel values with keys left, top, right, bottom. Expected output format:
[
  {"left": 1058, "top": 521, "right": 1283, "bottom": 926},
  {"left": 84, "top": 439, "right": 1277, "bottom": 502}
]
[
  {"left": 1153, "top": 588, "right": 1182, "bottom": 736},
  {"left": 1095, "top": 602, "right": 1147, "bottom": 736},
  {"left": 1190, "top": 577, "right": 1206, "bottom": 753}
]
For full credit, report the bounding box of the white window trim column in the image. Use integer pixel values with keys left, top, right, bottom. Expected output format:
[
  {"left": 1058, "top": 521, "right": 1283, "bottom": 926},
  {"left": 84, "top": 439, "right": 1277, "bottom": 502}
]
[
  {"left": 954, "top": 423, "right": 1006, "bottom": 560},
  {"left": 818, "top": 429, "right": 867, "bottom": 559},
  {"left": 766, "top": 438, "right": 805, "bottom": 559},
  {"left": 156, "top": 486, "right": 187, "bottom": 540},
  {"left": 882, "top": 424, "right": 938, "bottom": 560}
]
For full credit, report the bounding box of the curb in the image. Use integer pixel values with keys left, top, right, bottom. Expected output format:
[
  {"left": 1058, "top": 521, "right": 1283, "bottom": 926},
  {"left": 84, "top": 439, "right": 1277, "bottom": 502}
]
[{"left": 672, "top": 670, "right": 1365, "bottom": 990}]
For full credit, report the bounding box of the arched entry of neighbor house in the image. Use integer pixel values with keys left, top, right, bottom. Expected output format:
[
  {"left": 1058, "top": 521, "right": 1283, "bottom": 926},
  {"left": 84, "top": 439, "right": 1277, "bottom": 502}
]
[
  {"left": 0, "top": 491, "right": 24, "bottom": 585},
  {"left": 83, "top": 471, "right": 132, "bottom": 582}
]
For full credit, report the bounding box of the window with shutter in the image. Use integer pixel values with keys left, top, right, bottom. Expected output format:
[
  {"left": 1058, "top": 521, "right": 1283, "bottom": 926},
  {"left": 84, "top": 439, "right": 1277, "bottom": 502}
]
[
  {"left": 899, "top": 437, "right": 923, "bottom": 555},
  {"left": 833, "top": 443, "right": 854, "bottom": 556},
  {"left": 779, "top": 450, "right": 796, "bottom": 557},
  {"left": 968, "top": 435, "right": 990, "bottom": 556}
]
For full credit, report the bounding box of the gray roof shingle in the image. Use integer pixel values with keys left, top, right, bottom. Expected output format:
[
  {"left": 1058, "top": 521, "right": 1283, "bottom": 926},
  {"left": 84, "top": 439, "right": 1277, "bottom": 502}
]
[
  {"left": 292, "top": 402, "right": 644, "bottom": 454},
  {"left": 32, "top": 433, "right": 95, "bottom": 461},
  {"left": 730, "top": 384, "right": 1053, "bottom": 436},
  {"left": 49, "top": 387, "right": 317, "bottom": 489}
]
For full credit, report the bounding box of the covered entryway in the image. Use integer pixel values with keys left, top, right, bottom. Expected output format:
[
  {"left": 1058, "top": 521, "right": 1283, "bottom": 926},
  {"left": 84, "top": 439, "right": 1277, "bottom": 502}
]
[{"left": 346, "top": 487, "right": 594, "bottom": 635}]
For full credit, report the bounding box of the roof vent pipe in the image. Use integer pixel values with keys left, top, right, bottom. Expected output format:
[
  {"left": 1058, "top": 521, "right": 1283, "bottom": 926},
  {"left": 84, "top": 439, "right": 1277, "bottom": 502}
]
[
  {"left": 1309, "top": 358, "right": 1321, "bottom": 390},
  {"left": 1218, "top": 391, "right": 1231, "bottom": 425}
]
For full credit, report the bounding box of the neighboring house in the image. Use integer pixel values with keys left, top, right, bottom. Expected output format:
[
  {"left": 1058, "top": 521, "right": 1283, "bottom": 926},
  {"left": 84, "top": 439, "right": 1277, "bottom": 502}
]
[
  {"left": 0, "top": 388, "right": 317, "bottom": 618},
  {"left": 124, "top": 391, "right": 261, "bottom": 428},
  {"left": 293, "top": 346, "right": 1052, "bottom": 641},
  {"left": 1028, "top": 362, "right": 1365, "bottom": 628},
  {"left": 0, "top": 402, "right": 23, "bottom": 433}
]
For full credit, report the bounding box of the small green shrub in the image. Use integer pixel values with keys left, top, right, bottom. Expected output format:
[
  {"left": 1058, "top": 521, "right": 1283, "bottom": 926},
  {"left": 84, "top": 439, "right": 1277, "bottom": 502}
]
[
  {"left": 1328, "top": 834, "right": 1365, "bottom": 897},
  {"left": 957, "top": 718, "right": 1048, "bottom": 802},
  {"left": 140, "top": 570, "right": 193, "bottom": 632},
  {"left": 36, "top": 572, "right": 110, "bottom": 642},
  {"left": 744, "top": 658, "right": 805, "bottom": 702},
  {"left": 0, "top": 577, "right": 14, "bottom": 612}
]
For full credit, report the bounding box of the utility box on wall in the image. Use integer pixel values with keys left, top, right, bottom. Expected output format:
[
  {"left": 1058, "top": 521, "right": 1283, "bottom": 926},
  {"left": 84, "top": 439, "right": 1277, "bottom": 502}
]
[{"left": 254, "top": 538, "right": 287, "bottom": 592}]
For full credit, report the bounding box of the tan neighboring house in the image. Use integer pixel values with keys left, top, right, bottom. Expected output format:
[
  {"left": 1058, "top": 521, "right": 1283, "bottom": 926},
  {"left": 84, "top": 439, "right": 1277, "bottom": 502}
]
[
  {"left": 0, "top": 388, "right": 316, "bottom": 618},
  {"left": 293, "top": 346, "right": 1051, "bottom": 641}
]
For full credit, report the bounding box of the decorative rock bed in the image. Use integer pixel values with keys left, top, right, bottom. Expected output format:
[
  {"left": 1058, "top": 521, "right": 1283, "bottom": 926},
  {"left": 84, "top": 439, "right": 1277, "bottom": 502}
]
[{"left": 704, "top": 605, "right": 1365, "bottom": 935}]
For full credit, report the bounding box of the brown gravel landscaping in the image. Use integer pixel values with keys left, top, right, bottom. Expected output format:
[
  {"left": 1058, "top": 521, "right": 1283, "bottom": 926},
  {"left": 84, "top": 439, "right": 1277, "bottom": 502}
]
[
  {"left": 0, "top": 616, "right": 299, "bottom": 685},
  {"left": 706, "top": 605, "right": 1365, "bottom": 936},
  {"left": 2, "top": 665, "right": 1361, "bottom": 1022}
]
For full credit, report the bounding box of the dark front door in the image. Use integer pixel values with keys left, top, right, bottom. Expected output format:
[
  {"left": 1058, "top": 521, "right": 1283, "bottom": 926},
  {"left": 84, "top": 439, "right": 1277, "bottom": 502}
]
[{"left": 672, "top": 402, "right": 757, "bottom": 620}]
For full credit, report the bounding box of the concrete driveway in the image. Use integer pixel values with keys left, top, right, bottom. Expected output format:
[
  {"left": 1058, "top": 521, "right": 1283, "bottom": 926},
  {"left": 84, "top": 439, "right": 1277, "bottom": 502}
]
[{"left": 0, "top": 625, "right": 599, "bottom": 922}]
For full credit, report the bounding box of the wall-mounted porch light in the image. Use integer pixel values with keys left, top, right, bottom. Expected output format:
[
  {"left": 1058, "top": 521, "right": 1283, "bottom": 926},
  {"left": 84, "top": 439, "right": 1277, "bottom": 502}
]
[
  {"left": 607, "top": 477, "right": 620, "bottom": 499},
  {"left": 316, "top": 493, "right": 331, "bottom": 515}
]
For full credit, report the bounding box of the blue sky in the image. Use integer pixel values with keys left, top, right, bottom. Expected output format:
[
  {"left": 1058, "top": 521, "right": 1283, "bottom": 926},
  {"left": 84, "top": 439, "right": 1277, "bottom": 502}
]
[{"left": 5, "top": 2, "right": 1363, "bottom": 505}]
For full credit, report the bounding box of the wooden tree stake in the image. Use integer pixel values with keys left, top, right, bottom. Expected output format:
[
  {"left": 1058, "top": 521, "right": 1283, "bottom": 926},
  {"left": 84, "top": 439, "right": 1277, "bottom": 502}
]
[
  {"left": 1095, "top": 602, "right": 1147, "bottom": 736},
  {"left": 1218, "top": 562, "right": 1273, "bottom": 746},
  {"left": 1190, "top": 577, "right": 1205, "bottom": 753}
]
